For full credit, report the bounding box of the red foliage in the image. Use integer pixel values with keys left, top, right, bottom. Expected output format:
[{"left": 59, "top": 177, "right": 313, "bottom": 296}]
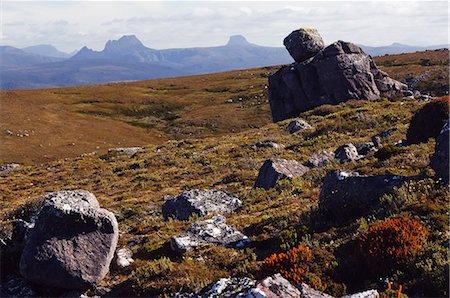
[
  {"left": 406, "top": 97, "right": 449, "bottom": 144},
  {"left": 357, "top": 217, "right": 428, "bottom": 265},
  {"left": 262, "top": 245, "right": 312, "bottom": 285}
]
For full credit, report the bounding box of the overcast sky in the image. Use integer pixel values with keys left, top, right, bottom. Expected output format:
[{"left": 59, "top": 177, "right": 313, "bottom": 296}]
[{"left": 1, "top": 1, "right": 448, "bottom": 53}]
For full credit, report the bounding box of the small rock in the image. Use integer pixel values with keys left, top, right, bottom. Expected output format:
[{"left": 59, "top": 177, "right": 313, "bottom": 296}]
[
  {"left": 20, "top": 190, "right": 119, "bottom": 290},
  {"left": 162, "top": 190, "right": 242, "bottom": 221},
  {"left": 250, "top": 141, "right": 285, "bottom": 149},
  {"left": 0, "top": 163, "right": 20, "bottom": 175},
  {"left": 305, "top": 151, "right": 335, "bottom": 168},
  {"left": 283, "top": 28, "right": 325, "bottom": 63},
  {"left": 354, "top": 142, "right": 377, "bottom": 156},
  {"left": 298, "top": 283, "right": 334, "bottom": 298},
  {"left": 334, "top": 144, "right": 361, "bottom": 163},
  {"left": 287, "top": 119, "right": 312, "bottom": 134},
  {"left": 170, "top": 215, "right": 250, "bottom": 254},
  {"left": 254, "top": 158, "right": 309, "bottom": 190},
  {"left": 374, "top": 128, "right": 397, "bottom": 139},
  {"left": 342, "top": 289, "right": 379, "bottom": 298},
  {"left": 402, "top": 90, "right": 414, "bottom": 97},
  {"left": 115, "top": 248, "right": 134, "bottom": 268},
  {"left": 108, "top": 147, "right": 142, "bottom": 157}
]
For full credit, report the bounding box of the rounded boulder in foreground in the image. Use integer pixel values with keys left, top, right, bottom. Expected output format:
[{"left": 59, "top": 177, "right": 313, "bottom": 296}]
[
  {"left": 283, "top": 28, "right": 325, "bottom": 63},
  {"left": 20, "top": 190, "right": 119, "bottom": 290}
]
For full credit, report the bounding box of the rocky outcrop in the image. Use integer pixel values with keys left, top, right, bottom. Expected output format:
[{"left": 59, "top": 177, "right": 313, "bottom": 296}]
[
  {"left": 170, "top": 215, "right": 250, "bottom": 254},
  {"left": 269, "top": 29, "right": 406, "bottom": 122},
  {"left": 430, "top": 121, "right": 449, "bottom": 184},
  {"left": 162, "top": 190, "right": 242, "bottom": 220},
  {"left": 319, "top": 170, "right": 409, "bottom": 223},
  {"left": 287, "top": 119, "right": 312, "bottom": 134},
  {"left": 244, "top": 274, "right": 301, "bottom": 297},
  {"left": 305, "top": 151, "right": 335, "bottom": 168},
  {"left": 334, "top": 144, "right": 361, "bottom": 163},
  {"left": 20, "top": 190, "right": 118, "bottom": 290},
  {"left": 254, "top": 159, "right": 309, "bottom": 190},
  {"left": 284, "top": 28, "right": 325, "bottom": 63}
]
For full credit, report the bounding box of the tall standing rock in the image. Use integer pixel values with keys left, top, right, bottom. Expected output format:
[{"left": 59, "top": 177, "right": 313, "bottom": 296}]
[
  {"left": 269, "top": 29, "right": 406, "bottom": 122},
  {"left": 284, "top": 28, "right": 325, "bottom": 63},
  {"left": 430, "top": 121, "right": 449, "bottom": 184},
  {"left": 20, "top": 191, "right": 118, "bottom": 290}
]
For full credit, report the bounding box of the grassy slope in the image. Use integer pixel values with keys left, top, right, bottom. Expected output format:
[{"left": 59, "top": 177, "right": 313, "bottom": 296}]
[{"left": 0, "top": 49, "right": 448, "bottom": 296}]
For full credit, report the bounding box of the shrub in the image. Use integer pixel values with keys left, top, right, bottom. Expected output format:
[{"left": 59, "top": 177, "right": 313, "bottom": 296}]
[
  {"left": 406, "top": 97, "right": 449, "bottom": 144},
  {"left": 262, "top": 244, "right": 312, "bottom": 285},
  {"left": 357, "top": 217, "right": 428, "bottom": 268},
  {"left": 374, "top": 144, "right": 407, "bottom": 161}
]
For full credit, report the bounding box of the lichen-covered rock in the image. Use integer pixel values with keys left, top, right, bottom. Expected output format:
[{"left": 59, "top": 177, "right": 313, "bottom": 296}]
[
  {"left": 162, "top": 190, "right": 242, "bottom": 220},
  {"left": 20, "top": 190, "right": 119, "bottom": 290},
  {"left": 287, "top": 119, "right": 312, "bottom": 134},
  {"left": 283, "top": 28, "right": 325, "bottom": 63},
  {"left": 430, "top": 121, "right": 449, "bottom": 184},
  {"left": 0, "top": 163, "right": 20, "bottom": 175},
  {"left": 170, "top": 215, "right": 250, "bottom": 254},
  {"left": 319, "top": 170, "right": 409, "bottom": 223},
  {"left": 334, "top": 144, "right": 361, "bottom": 163},
  {"left": 342, "top": 289, "right": 379, "bottom": 298},
  {"left": 254, "top": 158, "right": 309, "bottom": 190},
  {"left": 305, "top": 151, "right": 335, "bottom": 168},
  {"left": 298, "top": 283, "right": 334, "bottom": 298},
  {"left": 243, "top": 274, "right": 301, "bottom": 297},
  {"left": 269, "top": 34, "right": 406, "bottom": 122},
  {"left": 115, "top": 247, "right": 134, "bottom": 268}
]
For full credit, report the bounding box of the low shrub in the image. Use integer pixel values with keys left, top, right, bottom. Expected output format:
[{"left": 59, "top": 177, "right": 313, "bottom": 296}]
[{"left": 374, "top": 144, "right": 407, "bottom": 160}]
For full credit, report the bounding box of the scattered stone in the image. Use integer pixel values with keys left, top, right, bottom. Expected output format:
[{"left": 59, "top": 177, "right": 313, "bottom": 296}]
[
  {"left": 162, "top": 189, "right": 242, "bottom": 220},
  {"left": 269, "top": 29, "right": 406, "bottom": 122},
  {"left": 284, "top": 28, "right": 325, "bottom": 63},
  {"left": 334, "top": 144, "right": 361, "bottom": 163},
  {"left": 115, "top": 247, "right": 134, "bottom": 268},
  {"left": 254, "top": 158, "right": 309, "bottom": 190},
  {"left": 108, "top": 147, "right": 142, "bottom": 157},
  {"left": 0, "top": 163, "right": 20, "bottom": 175},
  {"left": 319, "top": 170, "right": 410, "bottom": 223},
  {"left": 375, "top": 128, "right": 397, "bottom": 139},
  {"left": 244, "top": 274, "right": 301, "bottom": 297},
  {"left": 250, "top": 141, "right": 285, "bottom": 149},
  {"left": 298, "top": 283, "right": 334, "bottom": 298},
  {"left": 170, "top": 215, "right": 250, "bottom": 254},
  {"left": 342, "top": 289, "right": 379, "bottom": 298},
  {"left": 20, "top": 190, "right": 119, "bottom": 290},
  {"left": 305, "top": 151, "right": 335, "bottom": 168},
  {"left": 418, "top": 94, "right": 432, "bottom": 101},
  {"left": 402, "top": 90, "right": 414, "bottom": 97},
  {"left": 354, "top": 142, "right": 377, "bottom": 156},
  {"left": 430, "top": 121, "right": 449, "bottom": 184},
  {"left": 287, "top": 119, "right": 312, "bottom": 134},
  {"left": 195, "top": 277, "right": 256, "bottom": 297}
]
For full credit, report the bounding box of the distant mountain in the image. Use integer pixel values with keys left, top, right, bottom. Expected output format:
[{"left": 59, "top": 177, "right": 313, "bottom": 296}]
[
  {"left": 1, "top": 35, "right": 293, "bottom": 89},
  {"left": 22, "top": 44, "right": 71, "bottom": 58},
  {"left": 1, "top": 35, "right": 447, "bottom": 90},
  {"left": 360, "top": 42, "right": 448, "bottom": 56},
  {"left": 0, "top": 46, "right": 63, "bottom": 69}
]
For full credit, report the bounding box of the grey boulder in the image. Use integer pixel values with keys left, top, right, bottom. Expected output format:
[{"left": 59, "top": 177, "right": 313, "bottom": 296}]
[
  {"left": 254, "top": 158, "right": 309, "bottom": 190},
  {"left": 319, "top": 170, "right": 409, "bottom": 223},
  {"left": 20, "top": 190, "right": 119, "bottom": 290},
  {"left": 170, "top": 215, "right": 250, "bottom": 254},
  {"left": 287, "top": 119, "right": 312, "bottom": 134},
  {"left": 430, "top": 121, "right": 449, "bottom": 184},
  {"left": 250, "top": 141, "right": 285, "bottom": 150},
  {"left": 243, "top": 274, "right": 301, "bottom": 297},
  {"left": 298, "top": 283, "right": 334, "bottom": 298},
  {"left": 305, "top": 151, "right": 335, "bottom": 168},
  {"left": 334, "top": 144, "right": 362, "bottom": 163},
  {"left": 162, "top": 189, "right": 242, "bottom": 220},
  {"left": 0, "top": 163, "right": 20, "bottom": 175},
  {"left": 284, "top": 28, "right": 325, "bottom": 63}
]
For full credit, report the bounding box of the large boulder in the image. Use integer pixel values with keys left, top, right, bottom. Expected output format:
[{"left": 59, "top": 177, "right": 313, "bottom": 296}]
[
  {"left": 305, "top": 151, "right": 335, "bottom": 168},
  {"left": 430, "top": 121, "right": 449, "bottom": 184},
  {"left": 284, "top": 28, "right": 325, "bottom": 63},
  {"left": 319, "top": 171, "right": 409, "bottom": 223},
  {"left": 162, "top": 190, "right": 242, "bottom": 220},
  {"left": 406, "top": 98, "right": 449, "bottom": 144},
  {"left": 170, "top": 215, "right": 250, "bottom": 254},
  {"left": 254, "top": 158, "right": 309, "bottom": 190},
  {"left": 334, "top": 144, "right": 361, "bottom": 163},
  {"left": 20, "top": 190, "right": 118, "bottom": 290},
  {"left": 269, "top": 30, "right": 407, "bottom": 122}
]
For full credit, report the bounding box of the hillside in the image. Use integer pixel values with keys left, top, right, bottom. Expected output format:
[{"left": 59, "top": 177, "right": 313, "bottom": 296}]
[
  {"left": 0, "top": 48, "right": 449, "bottom": 297},
  {"left": 0, "top": 49, "right": 448, "bottom": 164}
]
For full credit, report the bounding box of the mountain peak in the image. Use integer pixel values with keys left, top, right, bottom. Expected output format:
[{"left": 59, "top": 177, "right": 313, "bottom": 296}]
[
  {"left": 105, "top": 35, "right": 146, "bottom": 52},
  {"left": 227, "top": 35, "right": 250, "bottom": 46}
]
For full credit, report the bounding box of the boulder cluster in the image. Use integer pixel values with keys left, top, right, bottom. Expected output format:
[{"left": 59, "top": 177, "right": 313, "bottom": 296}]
[{"left": 269, "top": 28, "right": 407, "bottom": 122}]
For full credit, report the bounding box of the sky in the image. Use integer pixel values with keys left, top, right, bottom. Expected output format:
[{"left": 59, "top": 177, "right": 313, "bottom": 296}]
[{"left": 1, "top": 1, "right": 448, "bottom": 53}]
